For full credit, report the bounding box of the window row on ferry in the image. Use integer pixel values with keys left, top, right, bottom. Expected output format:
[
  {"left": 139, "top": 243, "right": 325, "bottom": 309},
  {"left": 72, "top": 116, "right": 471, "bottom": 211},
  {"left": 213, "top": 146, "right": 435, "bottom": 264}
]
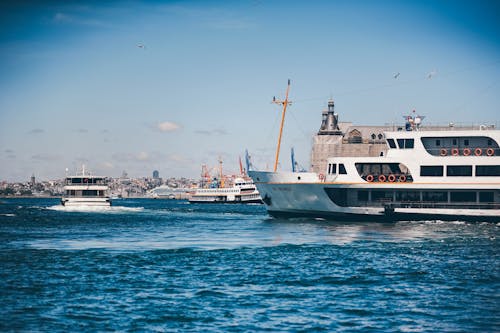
[
  {"left": 65, "top": 190, "right": 106, "bottom": 197},
  {"left": 324, "top": 188, "right": 498, "bottom": 208},
  {"left": 420, "top": 136, "right": 499, "bottom": 156},
  {"left": 420, "top": 165, "right": 500, "bottom": 177}
]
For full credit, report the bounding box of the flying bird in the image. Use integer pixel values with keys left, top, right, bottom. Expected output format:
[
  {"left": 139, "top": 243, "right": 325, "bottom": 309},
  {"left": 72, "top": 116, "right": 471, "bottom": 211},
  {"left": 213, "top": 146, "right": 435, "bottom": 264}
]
[
  {"left": 427, "top": 70, "right": 437, "bottom": 79},
  {"left": 393, "top": 72, "right": 400, "bottom": 79},
  {"left": 137, "top": 43, "right": 146, "bottom": 49}
]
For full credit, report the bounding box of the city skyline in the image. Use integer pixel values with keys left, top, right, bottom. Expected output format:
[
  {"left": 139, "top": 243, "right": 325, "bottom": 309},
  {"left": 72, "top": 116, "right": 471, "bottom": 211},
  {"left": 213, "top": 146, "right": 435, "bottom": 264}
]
[{"left": 1, "top": 0, "right": 499, "bottom": 181}]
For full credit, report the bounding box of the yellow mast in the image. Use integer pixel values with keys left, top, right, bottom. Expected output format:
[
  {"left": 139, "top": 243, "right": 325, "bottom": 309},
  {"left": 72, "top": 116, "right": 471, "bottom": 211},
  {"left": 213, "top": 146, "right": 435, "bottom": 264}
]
[{"left": 272, "top": 79, "right": 292, "bottom": 172}]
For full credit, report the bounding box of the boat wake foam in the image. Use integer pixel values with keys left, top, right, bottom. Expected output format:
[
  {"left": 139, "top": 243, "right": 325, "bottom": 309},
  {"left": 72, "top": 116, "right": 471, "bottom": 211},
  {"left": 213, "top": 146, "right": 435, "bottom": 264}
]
[{"left": 46, "top": 205, "right": 144, "bottom": 213}]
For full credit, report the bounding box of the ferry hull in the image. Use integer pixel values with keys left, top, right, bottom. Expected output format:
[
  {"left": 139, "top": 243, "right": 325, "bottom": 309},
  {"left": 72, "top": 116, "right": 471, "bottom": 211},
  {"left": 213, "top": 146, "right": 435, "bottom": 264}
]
[
  {"left": 249, "top": 171, "right": 500, "bottom": 222},
  {"left": 188, "top": 198, "right": 263, "bottom": 204},
  {"left": 267, "top": 208, "right": 500, "bottom": 223},
  {"left": 61, "top": 198, "right": 111, "bottom": 207}
]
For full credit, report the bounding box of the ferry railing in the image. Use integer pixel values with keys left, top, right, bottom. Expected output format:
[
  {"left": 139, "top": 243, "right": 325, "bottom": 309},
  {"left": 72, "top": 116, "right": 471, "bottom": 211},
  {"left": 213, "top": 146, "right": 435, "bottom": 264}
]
[
  {"left": 424, "top": 147, "right": 499, "bottom": 156},
  {"left": 383, "top": 122, "right": 499, "bottom": 131},
  {"left": 384, "top": 201, "right": 499, "bottom": 210}
]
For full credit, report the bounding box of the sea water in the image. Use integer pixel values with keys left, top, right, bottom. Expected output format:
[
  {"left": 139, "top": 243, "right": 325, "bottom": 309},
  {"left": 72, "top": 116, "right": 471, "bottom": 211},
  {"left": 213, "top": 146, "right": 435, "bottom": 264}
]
[{"left": 0, "top": 198, "right": 498, "bottom": 332}]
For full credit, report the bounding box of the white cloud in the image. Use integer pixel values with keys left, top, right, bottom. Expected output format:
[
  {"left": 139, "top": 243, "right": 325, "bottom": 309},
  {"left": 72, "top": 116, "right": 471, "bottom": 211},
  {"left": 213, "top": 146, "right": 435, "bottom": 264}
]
[
  {"left": 29, "top": 128, "right": 44, "bottom": 134},
  {"left": 168, "top": 154, "right": 188, "bottom": 163},
  {"left": 31, "top": 153, "right": 61, "bottom": 161},
  {"left": 157, "top": 121, "right": 181, "bottom": 132},
  {"left": 195, "top": 128, "right": 228, "bottom": 136},
  {"left": 53, "top": 12, "right": 106, "bottom": 27},
  {"left": 101, "top": 162, "right": 114, "bottom": 169},
  {"left": 136, "top": 152, "right": 149, "bottom": 161}
]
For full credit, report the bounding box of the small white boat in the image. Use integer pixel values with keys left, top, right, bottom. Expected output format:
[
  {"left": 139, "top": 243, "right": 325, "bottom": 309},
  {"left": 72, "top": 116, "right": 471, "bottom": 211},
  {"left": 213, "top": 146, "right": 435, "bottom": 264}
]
[{"left": 61, "top": 166, "right": 111, "bottom": 207}]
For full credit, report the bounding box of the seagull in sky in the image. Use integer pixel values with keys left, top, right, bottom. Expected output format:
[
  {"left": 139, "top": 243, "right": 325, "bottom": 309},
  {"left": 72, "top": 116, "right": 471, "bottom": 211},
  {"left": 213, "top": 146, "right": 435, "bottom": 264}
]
[
  {"left": 393, "top": 72, "right": 400, "bottom": 79},
  {"left": 137, "top": 43, "right": 146, "bottom": 49},
  {"left": 427, "top": 70, "right": 437, "bottom": 79}
]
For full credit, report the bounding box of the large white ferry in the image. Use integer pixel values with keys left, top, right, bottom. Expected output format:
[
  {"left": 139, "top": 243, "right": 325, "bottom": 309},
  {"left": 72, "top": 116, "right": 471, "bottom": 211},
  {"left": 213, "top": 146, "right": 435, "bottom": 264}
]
[
  {"left": 248, "top": 83, "right": 500, "bottom": 221},
  {"left": 61, "top": 166, "right": 111, "bottom": 207}
]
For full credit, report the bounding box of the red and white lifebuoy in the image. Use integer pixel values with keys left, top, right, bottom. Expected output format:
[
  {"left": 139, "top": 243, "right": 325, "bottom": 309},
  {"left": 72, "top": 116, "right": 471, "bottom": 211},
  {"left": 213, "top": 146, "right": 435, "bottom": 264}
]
[
  {"left": 463, "top": 148, "right": 471, "bottom": 156},
  {"left": 487, "top": 148, "right": 495, "bottom": 156},
  {"left": 388, "top": 174, "right": 396, "bottom": 182},
  {"left": 378, "top": 174, "right": 386, "bottom": 182},
  {"left": 399, "top": 175, "right": 407, "bottom": 182},
  {"left": 451, "top": 148, "right": 459, "bottom": 156},
  {"left": 440, "top": 148, "right": 447, "bottom": 156},
  {"left": 474, "top": 148, "right": 482, "bottom": 156},
  {"left": 366, "top": 174, "right": 374, "bottom": 182},
  {"left": 319, "top": 173, "right": 325, "bottom": 181}
]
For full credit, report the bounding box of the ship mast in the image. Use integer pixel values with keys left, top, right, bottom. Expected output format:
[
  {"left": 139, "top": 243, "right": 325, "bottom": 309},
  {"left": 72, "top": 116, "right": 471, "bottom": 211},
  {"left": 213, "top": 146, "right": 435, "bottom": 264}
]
[
  {"left": 272, "top": 79, "right": 292, "bottom": 172},
  {"left": 219, "top": 156, "right": 224, "bottom": 188}
]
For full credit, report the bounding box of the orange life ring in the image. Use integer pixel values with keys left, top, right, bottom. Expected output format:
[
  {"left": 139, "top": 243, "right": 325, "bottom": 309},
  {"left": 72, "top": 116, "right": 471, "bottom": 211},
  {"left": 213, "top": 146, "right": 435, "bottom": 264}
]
[
  {"left": 474, "top": 148, "right": 482, "bottom": 156},
  {"left": 378, "top": 174, "right": 386, "bottom": 182},
  {"left": 319, "top": 173, "right": 325, "bottom": 181},
  {"left": 399, "top": 175, "right": 407, "bottom": 182},
  {"left": 463, "top": 148, "right": 471, "bottom": 156},
  {"left": 487, "top": 148, "right": 495, "bottom": 156},
  {"left": 366, "top": 174, "right": 374, "bottom": 182},
  {"left": 451, "top": 148, "right": 459, "bottom": 156},
  {"left": 388, "top": 174, "right": 396, "bottom": 182},
  {"left": 440, "top": 148, "right": 447, "bottom": 156}
]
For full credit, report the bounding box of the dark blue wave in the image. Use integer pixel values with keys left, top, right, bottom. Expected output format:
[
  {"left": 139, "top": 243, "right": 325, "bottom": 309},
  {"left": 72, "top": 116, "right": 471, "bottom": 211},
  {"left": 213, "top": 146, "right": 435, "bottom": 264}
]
[{"left": 0, "top": 198, "right": 498, "bottom": 332}]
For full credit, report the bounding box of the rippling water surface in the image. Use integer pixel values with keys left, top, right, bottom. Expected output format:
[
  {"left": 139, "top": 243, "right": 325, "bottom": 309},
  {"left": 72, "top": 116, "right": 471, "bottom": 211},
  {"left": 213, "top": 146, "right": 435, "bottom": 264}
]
[{"left": 0, "top": 198, "right": 498, "bottom": 332}]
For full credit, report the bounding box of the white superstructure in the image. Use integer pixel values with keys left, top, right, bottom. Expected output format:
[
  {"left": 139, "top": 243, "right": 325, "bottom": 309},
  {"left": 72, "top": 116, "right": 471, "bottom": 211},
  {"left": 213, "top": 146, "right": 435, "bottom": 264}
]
[
  {"left": 188, "top": 177, "right": 262, "bottom": 204},
  {"left": 250, "top": 123, "right": 500, "bottom": 221},
  {"left": 61, "top": 166, "right": 111, "bottom": 207}
]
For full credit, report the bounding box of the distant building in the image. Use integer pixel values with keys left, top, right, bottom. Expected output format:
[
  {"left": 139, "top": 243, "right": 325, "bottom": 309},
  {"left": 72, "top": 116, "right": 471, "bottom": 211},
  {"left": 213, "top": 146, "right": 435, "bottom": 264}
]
[
  {"left": 30, "top": 174, "right": 36, "bottom": 186},
  {"left": 153, "top": 170, "right": 159, "bottom": 179},
  {"left": 311, "top": 100, "right": 390, "bottom": 174}
]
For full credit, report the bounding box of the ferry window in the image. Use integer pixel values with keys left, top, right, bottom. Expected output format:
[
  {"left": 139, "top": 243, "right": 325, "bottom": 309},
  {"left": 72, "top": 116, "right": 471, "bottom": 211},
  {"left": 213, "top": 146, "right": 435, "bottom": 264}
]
[
  {"left": 371, "top": 133, "right": 376, "bottom": 140},
  {"left": 324, "top": 188, "right": 348, "bottom": 207},
  {"left": 395, "top": 191, "right": 420, "bottom": 202},
  {"left": 476, "top": 165, "right": 500, "bottom": 176},
  {"left": 423, "top": 191, "right": 447, "bottom": 202},
  {"left": 452, "top": 139, "right": 457, "bottom": 145},
  {"left": 488, "top": 139, "right": 492, "bottom": 146},
  {"left": 420, "top": 166, "right": 443, "bottom": 176},
  {"left": 435, "top": 139, "right": 441, "bottom": 146},
  {"left": 339, "top": 164, "right": 347, "bottom": 174},
  {"left": 464, "top": 139, "right": 469, "bottom": 146},
  {"left": 397, "top": 139, "right": 404, "bottom": 149},
  {"left": 447, "top": 165, "right": 472, "bottom": 177},
  {"left": 387, "top": 139, "right": 396, "bottom": 148},
  {"left": 396, "top": 139, "right": 414, "bottom": 149},
  {"left": 450, "top": 191, "right": 475, "bottom": 202},
  {"left": 479, "top": 192, "right": 494, "bottom": 203},
  {"left": 328, "top": 164, "right": 331, "bottom": 174},
  {"left": 372, "top": 190, "right": 393, "bottom": 202},
  {"left": 378, "top": 134, "right": 383, "bottom": 140},
  {"left": 357, "top": 190, "right": 368, "bottom": 201},
  {"left": 331, "top": 164, "right": 337, "bottom": 174}
]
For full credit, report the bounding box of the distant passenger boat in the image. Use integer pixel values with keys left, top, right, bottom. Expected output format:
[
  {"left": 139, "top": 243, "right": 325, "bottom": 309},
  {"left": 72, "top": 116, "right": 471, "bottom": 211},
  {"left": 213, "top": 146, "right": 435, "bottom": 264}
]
[
  {"left": 61, "top": 166, "right": 111, "bottom": 207},
  {"left": 188, "top": 177, "right": 262, "bottom": 204},
  {"left": 189, "top": 157, "right": 263, "bottom": 204}
]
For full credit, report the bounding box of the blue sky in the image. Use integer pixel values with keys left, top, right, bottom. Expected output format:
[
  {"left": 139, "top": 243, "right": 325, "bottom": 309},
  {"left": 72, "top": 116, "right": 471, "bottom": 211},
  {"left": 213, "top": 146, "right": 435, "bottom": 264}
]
[{"left": 0, "top": 0, "right": 499, "bottom": 181}]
